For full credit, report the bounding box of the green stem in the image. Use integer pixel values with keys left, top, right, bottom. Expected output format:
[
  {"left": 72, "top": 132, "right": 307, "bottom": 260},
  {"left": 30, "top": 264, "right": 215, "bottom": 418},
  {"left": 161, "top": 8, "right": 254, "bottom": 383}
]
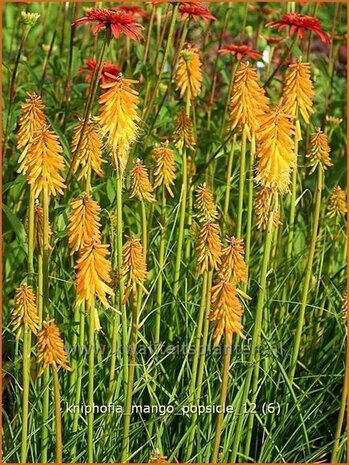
[
  {"left": 143, "top": 4, "right": 155, "bottom": 64},
  {"left": 230, "top": 204, "right": 275, "bottom": 462},
  {"left": 288, "top": 167, "right": 323, "bottom": 384},
  {"left": 186, "top": 270, "right": 212, "bottom": 460},
  {"left": 286, "top": 134, "right": 299, "bottom": 261},
  {"left": 121, "top": 291, "right": 139, "bottom": 462},
  {"left": 245, "top": 134, "right": 256, "bottom": 270},
  {"left": 28, "top": 187, "right": 35, "bottom": 284},
  {"left": 237, "top": 125, "right": 247, "bottom": 238},
  {"left": 223, "top": 135, "right": 236, "bottom": 234},
  {"left": 141, "top": 201, "right": 148, "bottom": 261},
  {"left": 87, "top": 298, "right": 95, "bottom": 463},
  {"left": 221, "top": 62, "right": 237, "bottom": 138},
  {"left": 41, "top": 186, "right": 50, "bottom": 463},
  {"left": 331, "top": 363, "right": 347, "bottom": 462},
  {"left": 263, "top": 34, "right": 298, "bottom": 89},
  {"left": 141, "top": 3, "right": 179, "bottom": 128},
  {"left": 53, "top": 369, "right": 63, "bottom": 463},
  {"left": 211, "top": 333, "right": 233, "bottom": 462},
  {"left": 20, "top": 327, "right": 31, "bottom": 463},
  {"left": 155, "top": 186, "right": 166, "bottom": 344}
]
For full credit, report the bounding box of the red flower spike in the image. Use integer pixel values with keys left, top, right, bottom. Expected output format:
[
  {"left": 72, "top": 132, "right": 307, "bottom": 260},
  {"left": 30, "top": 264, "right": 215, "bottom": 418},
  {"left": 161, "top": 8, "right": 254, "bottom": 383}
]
[
  {"left": 218, "top": 44, "right": 262, "bottom": 61},
  {"left": 79, "top": 59, "right": 121, "bottom": 85},
  {"left": 179, "top": 2, "right": 216, "bottom": 22},
  {"left": 267, "top": 13, "right": 330, "bottom": 43},
  {"left": 73, "top": 7, "right": 144, "bottom": 42}
]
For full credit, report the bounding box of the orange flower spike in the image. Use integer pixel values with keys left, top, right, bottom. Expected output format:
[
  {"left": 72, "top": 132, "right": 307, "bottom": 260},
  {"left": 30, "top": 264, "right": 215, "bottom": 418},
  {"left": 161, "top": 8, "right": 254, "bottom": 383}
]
[
  {"left": 75, "top": 241, "right": 114, "bottom": 307},
  {"left": 130, "top": 159, "right": 155, "bottom": 202},
  {"left": 68, "top": 194, "right": 102, "bottom": 254},
  {"left": 282, "top": 61, "right": 314, "bottom": 126},
  {"left": 229, "top": 62, "right": 269, "bottom": 140},
  {"left": 152, "top": 142, "right": 176, "bottom": 197},
  {"left": 219, "top": 237, "right": 247, "bottom": 285},
  {"left": 256, "top": 106, "right": 295, "bottom": 193},
  {"left": 307, "top": 129, "right": 332, "bottom": 174},
  {"left": 196, "top": 221, "right": 222, "bottom": 275},
  {"left": 209, "top": 276, "right": 245, "bottom": 347},
  {"left": 174, "top": 109, "right": 196, "bottom": 150},
  {"left": 98, "top": 73, "right": 140, "bottom": 174},
  {"left": 17, "top": 93, "right": 46, "bottom": 150},
  {"left": 122, "top": 236, "right": 148, "bottom": 303},
  {"left": 195, "top": 183, "right": 219, "bottom": 222},
  {"left": 255, "top": 187, "right": 281, "bottom": 230},
  {"left": 12, "top": 285, "right": 39, "bottom": 337},
  {"left": 37, "top": 319, "right": 71, "bottom": 377},
  {"left": 18, "top": 124, "right": 66, "bottom": 197},
  {"left": 71, "top": 118, "right": 105, "bottom": 181},
  {"left": 327, "top": 186, "right": 347, "bottom": 218},
  {"left": 176, "top": 44, "right": 202, "bottom": 99}
]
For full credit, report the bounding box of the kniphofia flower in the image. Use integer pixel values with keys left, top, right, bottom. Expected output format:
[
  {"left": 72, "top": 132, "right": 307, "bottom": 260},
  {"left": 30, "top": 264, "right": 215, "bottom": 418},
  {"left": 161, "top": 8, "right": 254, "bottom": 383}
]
[
  {"left": 209, "top": 276, "right": 245, "bottom": 346},
  {"left": 12, "top": 285, "right": 39, "bottom": 337},
  {"left": 327, "top": 186, "right": 347, "bottom": 218},
  {"left": 73, "top": 7, "right": 144, "bottom": 42},
  {"left": 98, "top": 74, "right": 140, "bottom": 174},
  {"left": 255, "top": 187, "right": 281, "bottom": 230},
  {"left": 17, "top": 93, "right": 46, "bottom": 150},
  {"left": 218, "top": 44, "right": 262, "bottom": 61},
  {"left": 71, "top": 117, "right": 105, "bottom": 181},
  {"left": 174, "top": 108, "right": 195, "bottom": 150},
  {"left": 176, "top": 45, "right": 202, "bottom": 99},
  {"left": 68, "top": 194, "right": 101, "bottom": 254},
  {"left": 196, "top": 221, "right": 222, "bottom": 275},
  {"left": 307, "top": 129, "right": 332, "bottom": 174},
  {"left": 219, "top": 237, "right": 247, "bottom": 285},
  {"left": 267, "top": 13, "right": 329, "bottom": 43},
  {"left": 178, "top": 2, "right": 216, "bottom": 22},
  {"left": 78, "top": 59, "right": 121, "bottom": 85},
  {"left": 195, "top": 183, "right": 218, "bottom": 222},
  {"left": 229, "top": 62, "right": 269, "bottom": 140},
  {"left": 282, "top": 61, "right": 314, "bottom": 130},
  {"left": 130, "top": 159, "right": 155, "bottom": 202},
  {"left": 37, "top": 319, "right": 71, "bottom": 377},
  {"left": 18, "top": 124, "right": 66, "bottom": 197},
  {"left": 34, "top": 205, "right": 52, "bottom": 253},
  {"left": 122, "top": 236, "right": 148, "bottom": 303},
  {"left": 325, "top": 115, "right": 343, "bottom": 127},
  {"left": 152, "top": 142, "right": 176, "bottom": 197},
  {"left": 256, "top": 105, "right": 295, "bottom": 193},
  {"left": 75, "top": 241, "right": 114, "bottom": 307}
]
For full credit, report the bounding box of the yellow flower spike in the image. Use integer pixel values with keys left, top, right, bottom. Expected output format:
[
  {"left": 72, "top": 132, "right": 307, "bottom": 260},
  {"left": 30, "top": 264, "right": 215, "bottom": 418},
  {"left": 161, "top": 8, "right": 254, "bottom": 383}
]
[
  {"left": 195, "top": 183, "right": 219, "bottom": 222},
  {"left": 12, "top": 285, "right": 39, "bottom": 338},
  {"left": 196, "top": 221, "right": 222, "bottom": 275},
  {"left": 219, "top": 237, "right": 247, "bottom": 285},
  {"left": 327, "top": 186, "right": 347, "bottom": 218},
  {"left": 130, "top": 159, "right": 155, "bottom": 203},
  {"left": 176, "top": 44, "right": 202, "bottom": 99},
  {"left": 209, "top": 276, "right": 245, "bottom": 347},
  {"left": 174, "top": 108, "right": 196, "bottom": 150},
  {"left": 307, "top": 129, "right": 332, "bottom": 174},
  {"left": 152, "top": 142, "right": 176, "bottom": 197},
  {"left": 256, "top": 105, "right": 295, "bottom": 193},
  {"left": 17, "top": 93, "right": 46, "bottom": 150},
  {"left": 37, "top": 319, "right": 71, "bottom": 377},
  {"left": 98, "top": 73, "right": 140, "bottom": 175},
  {"left": 122, "top": 236, "right": 148, "bottom": 304},
  {"left": 68, "top": 194, "right": 102, "bottom": 254}
]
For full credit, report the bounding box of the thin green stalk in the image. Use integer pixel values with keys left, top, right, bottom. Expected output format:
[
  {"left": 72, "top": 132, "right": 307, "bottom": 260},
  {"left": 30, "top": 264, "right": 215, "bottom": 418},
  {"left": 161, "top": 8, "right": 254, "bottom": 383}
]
[
  {"left": 37, "top": 254, "right": 43, "bottom": 327},
  {"left": 211, "top": 333, "right": 233, "bottom": 462},
  {"left": 53, "top": 369, "right": 63, "bottom": 463},
  {"left": 71, "top": 305, "right": 85, "bottom": 459},
  {"left": 121, "top": 291, "right": 139, "bottom": 462},
  {"left": 223, "top": 135, "right": 236, "bottom": 234},
  {"left": 221, "top": 62, "right": 237, "bottom": 138},
  {"left": 230, "top": 205, "right": 275, "bottom": 462},
  {"left": 186, "top": 270, "right": 212, "bottom": 460},
  {"left": 155, "top": 186, "right": 166, "bottom": 344},
  {"left": 20, "top": 327, "right": 31, "bottom": 463},
  {"left": 286, "top": 130, "right": 300, "bottom": 261},
  {"left": 245, "top": 134, "right": 256, "bottom": 269},
  {"left": 141, "top": 201, "right": 148, "bottom": 261},
  {"left": 141, "top": 3, "right": 179, "bottom": 128},
  {"left": 288, "top": 167, "right": 323, "bottom": 384},
  {"left": 66, "top": 30, "right": 110, "bottom": 183},
  {"left": 237, "top": 125, "right": 247, "bottom": 238},
  {"left": 28, "top": 187, "right": 35, "bottom": 283},
  {"left": 39, "top": 11, "right": 60, "bottom": 93},
  {"left": 143, "top": 4, "right": 155, "bottom": 64},
  {"left": 41, "top": 185, "right": 50, "bottom": 463},
  {"left": 263, "top": 34, "right": 298, "bottom": 89},
  {"left": 331, "top": 364, "right": 347, "bottom": 462},
  {"left": 87, "top": 298, "right": 95, "bottom": 463},
  {"left": 184, "top": 184, "right": 194, "bottom": 263}
]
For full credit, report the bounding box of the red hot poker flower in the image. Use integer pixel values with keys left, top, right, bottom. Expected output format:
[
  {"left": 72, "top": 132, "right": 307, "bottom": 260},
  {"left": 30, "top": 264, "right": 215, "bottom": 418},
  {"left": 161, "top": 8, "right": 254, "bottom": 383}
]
[
  {"left": 79, "top": 59, "right": 121, "bottom": 84},
  {"left": 73, "top": 7, "right": 144, "bottom": 42},
  {"left": 218, "top": 44, "right": 262, "bottom": 61},
  {"left": 267, "top": 13, "right": 329, "bottom": 43},
  {"left": 179, "top": 2, "right": 216, "bottom": 22}
]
